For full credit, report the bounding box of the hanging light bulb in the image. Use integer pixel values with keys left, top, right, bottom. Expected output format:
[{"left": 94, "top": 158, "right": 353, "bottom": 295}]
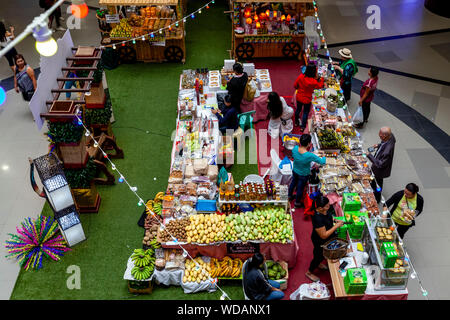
[
  {"left": 199, "top": 9, "right": 202, "bottom": 14},
  {"left": 191, "top": 13, "right": 195, "bottom": 19},
  {"left": 118, "top": 176, "right": 124, "bottom": 183},
  {"left": 266, "top": 9, "right": 270, "bottom": 17},
  {"left": 183, "top": 18, "right": 187, "bottom": 23},
  {"left": 206, "top": 5, "right": 210, "bottom": 9},
  {"left": 256, "top": 21, "right": 261, "bottom": 28},
  {"left": 150, "top": 33, "right": 154, "bottom": 38},
  {"left": 286, "top": 14, "right": 291, "bottom": 22},
  {"left": 175, "top": 22, "right": 179, "bottom": 27},
  {"left": 141, "top": 35, "right": 145, "bottom": 41},
  {"left": 253, "top": 14, "right": 258, "bottom": 22},
  {"left": 410, "top": 272, "right": 417, "bottom": 279},
  {"left": 130, "top": 186, "right": 137, "bottom": 192},
  {"left": 246, "top": 18, "right": 252, "bottom": 25},
  {"left": 70, "top": 0, "right": 89, "bottom": 19},
  {"left": 113, "top": 44, "right": 116, "bottom": 49},
  {"left": 111, "top": 164, "right": 116, "bottom": 170},
  {"left": 138, "top": 199, "right": 144, "bottom": 206},
  {"left": 33, "top": 20, "right": 58, "bottom": 57},
  {"left": 0, "top": 86, "right": 6, "bottom": 106},
  {"left": 94, "top": 141, "right": 98, "bottom": 148},
  {"left": 85, "top": 130, "right": 90, "bottom": 137},
  {"left": 102, "top": 152, "right": 108, "bottom": 158},
  {"left": 132, "top": 39, "right": 136, "bottom": 44}
]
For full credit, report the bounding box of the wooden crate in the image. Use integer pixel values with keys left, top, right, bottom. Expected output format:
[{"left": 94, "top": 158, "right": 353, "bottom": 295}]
[
  {"left": 58, "top": 136, "right": 89, "bottom": 169},
  {"left": 72, "top": 182, "right": 101, "bottom": 213},
  {"left": 127, "top": 280, "right": 153, "bottom": 294},
  {"left": 85, "top": 82, "right": 106, "bottom": 109}
]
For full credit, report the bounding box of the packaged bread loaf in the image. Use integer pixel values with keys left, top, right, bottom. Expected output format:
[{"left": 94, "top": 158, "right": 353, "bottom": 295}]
[
  {"left": 207, "top": 165, "right": 218, "bottom": 181},
  {"left": 193, "top": 158, "right": 208, "bottom": 175}
]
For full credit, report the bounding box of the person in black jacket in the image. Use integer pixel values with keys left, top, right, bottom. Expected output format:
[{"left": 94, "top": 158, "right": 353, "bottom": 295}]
[
  {"left": 212, "top": 94, "right": 239, "bottom": 135},
  {"left": 243, "top": 253, "right": 284, "bottom": 300},
  {"left": 383, "top": 183, "right": 424, "bottom": 238},
  {"left": 306, "top": 195, "right": 344, "bottom": 282},
  {"left": 226, "top": 62, "right": 248, "bottom": 113},
  {"left": 367, "top": 127, "right": 396, "bottom": 203}
]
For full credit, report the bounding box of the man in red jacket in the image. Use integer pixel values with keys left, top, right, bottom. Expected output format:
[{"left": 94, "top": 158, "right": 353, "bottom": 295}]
[{"left": 293, "top": 63, "right": 324, "bottom": 131}]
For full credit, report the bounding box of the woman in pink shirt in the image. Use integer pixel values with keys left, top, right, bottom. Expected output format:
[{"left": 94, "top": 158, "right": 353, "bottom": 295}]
[{"left": 356, "top": 66, "right": 379, "bottom": 128}]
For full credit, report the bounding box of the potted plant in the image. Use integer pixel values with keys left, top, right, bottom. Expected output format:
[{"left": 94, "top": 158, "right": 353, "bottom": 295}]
[{"left": 65, "top": 158, "right": 101, "bottom": 213}]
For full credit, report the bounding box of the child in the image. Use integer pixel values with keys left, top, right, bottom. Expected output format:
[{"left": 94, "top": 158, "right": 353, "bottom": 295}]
[{"left": 356, "top": 66, "right": 379, "bottom": 128}]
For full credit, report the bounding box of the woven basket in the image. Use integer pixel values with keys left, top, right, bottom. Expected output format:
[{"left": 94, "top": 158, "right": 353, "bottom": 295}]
[{"left": 322, "top": 238, "right": 348, "bottom": 260}]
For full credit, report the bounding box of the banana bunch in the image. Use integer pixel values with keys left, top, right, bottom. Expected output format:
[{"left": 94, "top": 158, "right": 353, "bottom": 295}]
[
  {"left": 152, "top": 202, "right": 162, "bottom": 216},
  {"left": 131, "top": 265, "right": 152, "bottom": 280},
  {"left": 148, "top": 238, "right": 161, "bottom": 250},
  {"left": 131, "top": 248, "right": 155, "bottom": 267},
  {"left": 145, "top": 200, "right": 154, "bottom": 214},
  {"left": 154, "top": 192, "right": 164, "bottom": 203},
  {"left": 210, "top": 257, "right": 243, "bottom": 278},
  {"left": 145, "top": 192, "right": 164, "bottom": 215},
  {"left": 209, "top": 258, "right": 222, "bottom": 278}
]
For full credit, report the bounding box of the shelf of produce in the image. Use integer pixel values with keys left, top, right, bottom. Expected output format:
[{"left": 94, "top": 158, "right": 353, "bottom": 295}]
[
  {"left": 218, "top": 276, "right": 242, "bottom": 280},
  {"left": 234, "top": 33, "right": 305, "bottom": 38},
  {"left": 161, "top": 239, "right": 298, "bottom": 268}
]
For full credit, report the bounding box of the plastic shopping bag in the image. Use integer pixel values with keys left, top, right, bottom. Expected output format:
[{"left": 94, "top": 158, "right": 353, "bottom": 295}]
[
  {"left": 352, "top": 106, "right": 364, "bottom": 124},
  {"left": 217, "top": 166, "right": 228, "bottom": 185}
]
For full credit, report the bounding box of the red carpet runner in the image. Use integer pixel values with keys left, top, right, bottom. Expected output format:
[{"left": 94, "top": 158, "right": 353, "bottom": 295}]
[{"left": 251, "top": 59, "right": 334, "bottom": 299}]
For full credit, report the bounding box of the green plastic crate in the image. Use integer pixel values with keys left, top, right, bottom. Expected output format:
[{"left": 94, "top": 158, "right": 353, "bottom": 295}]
[
  {"left": 342, "top": 193, "right": 362, "bottom": 212},
  {"left": 348, "top": 225, "right": 363, "bottom": 240},
  {"left": 344, "top": 268, "right": 367, "bottom": 294},
  {"left": 343, "top": 211, "right": 359, "bottom": 223},
  {"left": 351, "top": 212, "right": 369, "bottom": 225}
]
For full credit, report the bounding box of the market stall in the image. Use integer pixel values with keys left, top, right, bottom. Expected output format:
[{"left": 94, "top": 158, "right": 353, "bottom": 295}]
[
  {"left": 97, "top": 0, "right": 187, "bottom": 63},
  {"left": 123, "top": 66, "right": 297, "bottom": 294},
  {"left": 231, "top": 0, "right": 315, "bottom": 59},
  {"left": 299, "top": 50, "right": 411, "bottom": 299}
]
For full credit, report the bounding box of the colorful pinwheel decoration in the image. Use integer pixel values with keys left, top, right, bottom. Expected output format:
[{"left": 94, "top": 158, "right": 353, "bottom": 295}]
[{"left": 5, "top": 215, "right": 70, "bottom": 270}]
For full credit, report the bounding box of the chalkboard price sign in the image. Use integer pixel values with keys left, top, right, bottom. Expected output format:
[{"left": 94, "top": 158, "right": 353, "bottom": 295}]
[{"left": 226, "top": 242, "right": 260, "bottom": 254}]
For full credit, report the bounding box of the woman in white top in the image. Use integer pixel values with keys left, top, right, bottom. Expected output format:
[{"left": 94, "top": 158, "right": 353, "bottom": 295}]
[
  {"left": 0, "top": 22, "right": 17, "bottom": 73},
  {"left": 267, "top": 92, "right": 294, "bottom": 139}
]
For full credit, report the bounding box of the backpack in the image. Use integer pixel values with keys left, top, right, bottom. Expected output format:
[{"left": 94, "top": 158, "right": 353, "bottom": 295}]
[{"left": 243, "top": 79, "right": 256, "bottom": 102}]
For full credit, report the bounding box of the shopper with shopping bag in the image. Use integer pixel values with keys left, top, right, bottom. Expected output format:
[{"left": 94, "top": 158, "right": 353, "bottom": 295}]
[{"left": 355, "top": 66, "right": 379, "bottom": 128}]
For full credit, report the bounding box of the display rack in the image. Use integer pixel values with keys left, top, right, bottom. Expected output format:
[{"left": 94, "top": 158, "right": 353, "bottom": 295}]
[
  {"left": 98, "top": 0, "right": 187, "bottom": 63},
  {"left": 362, "top": 217, "right": 411, "bottom": 291},
  {"left": 231, "top": 0, "right": 315, "bottom": 59}
]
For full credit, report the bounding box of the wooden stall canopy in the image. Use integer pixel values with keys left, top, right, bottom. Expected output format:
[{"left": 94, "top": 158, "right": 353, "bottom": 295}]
[
  {"left": 233, "top": 0, "right": 313, "bottom": 3},
  {"left": 99, "top": 0, "right": 178, "bottom": 6}
]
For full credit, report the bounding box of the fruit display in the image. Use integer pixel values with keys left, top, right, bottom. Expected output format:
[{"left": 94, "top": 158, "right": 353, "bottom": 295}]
[
  {"left": 145, "top": 192, "right": 164, "bottom": 215},
  {"left": 128, "top": 13, "right": 144, "bottom": 27},
  {"left": 158, "top": 217, "right": 190, "bottom": 243},
  {"left": 317, "top": 127, "right": 348, "bottom": 152},
  {"left": 182, "top": 257, "right": 211, "bottom": 283},
  {"left": 186, "top": 214, "right": 226, "bottom": 244},
  {"left": 110, "top": 19, "right": 132, "bottom": 38},
  {"left": 210, "top": 257, "right": 243, "bottom": 278},
  {"left": 130, "top": 248, "right": 155, "bottom": 280},
  {"left": 224, "top": 206, "right": 293, "bottom": 243},
  {"left": 266, "top": 261, "right": 287, "bottom": 280}
]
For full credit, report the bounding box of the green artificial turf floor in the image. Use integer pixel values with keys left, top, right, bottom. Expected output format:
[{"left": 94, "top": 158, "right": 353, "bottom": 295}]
[{"left": 10, "top": 0, "right": 258, "bottom": 300}]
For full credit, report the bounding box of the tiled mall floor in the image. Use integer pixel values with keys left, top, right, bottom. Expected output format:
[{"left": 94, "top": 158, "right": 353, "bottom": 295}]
[{"left": 1, "top": 0, "right": 449, "bottom": 299}]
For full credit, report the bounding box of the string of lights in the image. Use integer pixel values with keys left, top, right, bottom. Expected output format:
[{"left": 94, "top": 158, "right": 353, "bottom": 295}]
[
  {"left": 73, "top": 106, "right": 231, "bottom": 300},
  {"left": 103, "top": 0, "right": 215, "bottom": 50},
  {"left": 311, "top": 0, "right": 428, "bottom": 298}
]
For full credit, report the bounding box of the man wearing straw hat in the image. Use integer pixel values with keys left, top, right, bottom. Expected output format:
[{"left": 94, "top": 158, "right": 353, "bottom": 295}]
[{"left": 332, "top": 48, "right": 358, "bottom": 103}]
